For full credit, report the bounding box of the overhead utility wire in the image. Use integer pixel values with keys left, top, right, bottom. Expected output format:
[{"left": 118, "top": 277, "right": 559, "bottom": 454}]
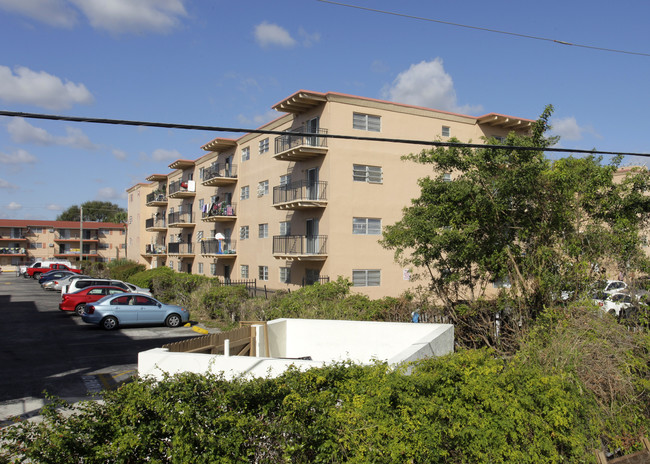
[
  {"left": 0, "top": 110, "right": 646, "bottom": 158},
  {"left": 316, "top": 0, "right": 650, "bottom": 57}
]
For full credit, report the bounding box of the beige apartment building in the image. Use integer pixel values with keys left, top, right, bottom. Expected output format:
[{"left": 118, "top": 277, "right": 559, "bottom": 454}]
[
  {"left": 0, "top": 219, "right": 127, "bottom": 269},
  {"left": 127, "top": 90, "right": 533, "bottom": 298}
]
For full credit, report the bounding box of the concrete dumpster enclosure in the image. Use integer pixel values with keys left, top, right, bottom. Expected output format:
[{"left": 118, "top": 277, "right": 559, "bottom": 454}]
[{"left": 138, "top": 318, "right": 454, "bottom": 381}]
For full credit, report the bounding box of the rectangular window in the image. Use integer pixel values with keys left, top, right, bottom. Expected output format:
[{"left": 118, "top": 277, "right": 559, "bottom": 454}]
[
  {"left": 353, "top": 112, "right": 381, "bottom": 132},
  {"left": 198, "top": 263, "right": 204, "bottom": 274},
  {"left": 280, "top": 174, "right": 291, "bottom": 186},
  {"left": 240, "top": 185, "right": 250, "bottom": 200},
  {"left": 258, "top": 223, "right": 268, "bottom": 238},
  {"left": 442, "top": 126, "right": 450, "bottom": 137},
  {"left": 257, "top": 180, "right": 269, "bottom": 197},
  {"left": 443, "top": 173, "right": 452, "bottom": 182},
  {"left": 259, "top": 265, "right": 268, "bottom": 281},
  {"left": 353, "top": 217, "right": 381, "bottom": 235},
  {"left": 239, "top": 226, "right": 249, "bottom": 240},
  {"left": 280, "top": 267, "right": 291, "bottom": 284},
  {"left": 353, "top": 164, "right": 383, "bottom": 183},
  {"left": 241, "top": 147, "right": 250, "bottom": 162},
  {"left": 279, "top": 221, "right": 291, "bottom": 236},
  {"left": 259, "top": 138, "right": 269, "bottom": 154},
  {"left": 210, "top": 263, "right": 217, "bottom": 276},
  {"left": 352, "top": 269, "right": 381, "bottom": 287},
  {"left": 169, "top": 261, "right": 174, "bottom": 270},
  {"left": 241, "top": 264, "right": 249, "bottom": 278},
  {"left": 198, "top": 198, "right": 204, "bottom": 211}
]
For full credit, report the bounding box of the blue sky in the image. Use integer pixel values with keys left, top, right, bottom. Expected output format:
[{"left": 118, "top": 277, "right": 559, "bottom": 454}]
[{"left": 1, "top": 0, "right": 649, "bottom": 220}]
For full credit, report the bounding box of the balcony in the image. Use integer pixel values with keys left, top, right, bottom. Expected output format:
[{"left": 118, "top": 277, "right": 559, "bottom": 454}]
[
  {"left": 0, "top": 246, "right": 27, "bottom": 255},
  {"left": 273, "top": 181, "right": 327, "bottom": 210},
  {"left": 202, "top": 202, "right": 237, "bottom": 222},
  {"left": 55, "top": 233, "right": 99, "bottom": 242},
  {"left": 146, "top": 191, "right": 168, "bottom": 206},
  {"left": 200, "top": 238, "right": 237, "bottom": 257},
  {"left": 143, "top": 244, "right": 167, "bottom": 256},
  {"left": 168, "top": 180, "right": 196, "bottom": 199},
  {"left": 168, "top": 212, "right": 196, "bottom": 228},
  {"left": 167, "top": 242, "right": 194, "bottom": 257},
  {"left": 145, "top": 218, "right": 167, "bottom": 231},
  {"left": 273, "top": 235, "right": 328, "bottom": 261},
  {"left": 274, "top": 129, "right": 328, "bottom": 161},
  {"left": 202, "top": 164, "right": 238, "bottom": 186},
  {"left": 0, "top": 236, "right": 27, "bottom": 242}
]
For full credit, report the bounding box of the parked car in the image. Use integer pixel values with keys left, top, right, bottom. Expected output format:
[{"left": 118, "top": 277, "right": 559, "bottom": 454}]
[
  {"left": 593, "top": 280, "right": 627, "bottom": 294},
  {"left": 592, "top": 291, "right": 635, "bottom": 317},
  {"left": 43, "top": 274, "right": 91, "bottom": 291},
  {"left": 63, "top": 278, "right": 151, "bottom": 296},
  {"left": 39, "top": 270, "right": 75, "bottom": 285},
  {"left": 81, "top": 293, "right": 189, "bottom": 330},
  {"left": 59, "top": 286, "right": 127, "bottom": 315}
]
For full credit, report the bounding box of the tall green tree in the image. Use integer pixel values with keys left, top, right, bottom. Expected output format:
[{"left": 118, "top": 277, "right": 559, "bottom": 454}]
[
  {"left": 57, "top": 201, "right": 126, "bottom": 223},
  {"left": 381, "top": 105, "right": 650, "bottom": 307}
]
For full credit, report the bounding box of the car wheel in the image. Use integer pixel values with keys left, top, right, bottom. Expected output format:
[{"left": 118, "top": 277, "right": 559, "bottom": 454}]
[
  {"left": 101, "top": 316, "right": 118, "bottom": 331},
  {"left": 74, "top": 303, "right": 86, "bottom": 316},
  {"left": 165, "top": 314, "right": 181, "bottom": 328}
]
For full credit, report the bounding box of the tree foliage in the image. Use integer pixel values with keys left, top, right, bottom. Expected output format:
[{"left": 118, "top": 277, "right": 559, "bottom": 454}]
[
  {"left": 57, "top": 201, "right": 126, "bottom": 223},
  {"left": 381, "top": 105, "right": 650, "bottom": 308}
]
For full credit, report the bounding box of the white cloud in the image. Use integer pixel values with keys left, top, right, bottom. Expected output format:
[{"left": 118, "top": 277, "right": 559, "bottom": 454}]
[
  {"left": 550, "top": 116, "right": 600, "bottom": 142},
  {"left": 298, "top": 27, "right": 320, "bottom": 47},
  {"left": 47, "top": 203, "right": 62, "bottom": 211},
  {"left": 0, "top": 0, "right": 77, "bottom": 28},
  {"left": 112, "top": 148, "right": 127, "bottom": 160},
  {"left": 0, "top": 65, "right": 94, "bottom": 110},
  {"left": 8, "top": 201, "right": 22, "bottom": 210},
  {"left": 96, "top": 186, "right": 124, "bottom": 200},
  {"left": 151, "top": 148, "right": 181, "bottom": 162},
  {"left": 68, "top": 0, "right": 187, "bottom": 34},
  {"left": 254, "top": 22, "right": 296, "bottom": 48},
  {"left": 7, "top": 118, "right": 98, "bottom": 149},
  {"left": 382, "top": 58, "right": 482, "bottom": 115},
  {"left": 0, "top": 148, "right": 37, "bottom": 164},
  {"left": 0, "top": 178, "right": 18, "bottom": 189},
  {"left": 237, "top": 110, "right": 280, "bottom": 127}
]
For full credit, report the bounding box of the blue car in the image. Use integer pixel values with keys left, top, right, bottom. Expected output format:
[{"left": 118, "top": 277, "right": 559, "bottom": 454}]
[
  {"left": 39, "top": 270, "right": 75, "bottom": 285},
  {"left": 81, "top": 293, "right": 190, "bottom": 331}
]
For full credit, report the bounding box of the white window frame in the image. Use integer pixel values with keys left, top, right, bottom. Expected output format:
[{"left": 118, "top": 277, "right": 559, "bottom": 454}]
[
  {"left": 442, "top": 126, "right": 450, "bottom": 137},
  {"left": 259, "top": 138, "right": 269, "bottom": 154},
  {"left": 353, "top": 112, "right": 381, "bottom": 132},
  {"left": 280, "top": 267, "right": 291, "bottom": 284},
  {"left": 259, "top": 265, "right": 268, "bottom": 281},
  {"left": 198, "top": 263, "right": 204, "bottom": 274},
  {"left": 352, "top": 269, "right": 381, "bottom": 287},
  {"left": 353, "top": 217, "right": 381, "bottom": 235},
  {"left": 279, "top": 221, "right": 291, "bottom": 236},
  {"left": 257, "top": 180, "right": 269, "bottom": 197},
  {"left": 241, "top": 265, "right": 249, "bottom": 279},
  {"left": 353, "top": 164, "right": 383, "bottom": 184},
  {"left": 239, "top": 225, "right": 249, "bottom": 240},
  {"left": 280, "top": 174, "right": 291, "bottom": 186},
  {"left": 210, "top": 263, "right": 217, "bottom": 276},
  {"left": 241, "top": 147, "right": 250, "bottom": 162},
  {"left": 240, "top": 185, "right": 250, "bottom": 200},
  {"left": 258, "top": 223, "right": 268, "bottom": 238}
]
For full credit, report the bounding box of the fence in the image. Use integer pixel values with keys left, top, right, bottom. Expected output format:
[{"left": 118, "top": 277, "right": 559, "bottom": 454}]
[{"left": 163, "top": 326, "right": 255, "bottom": 355}]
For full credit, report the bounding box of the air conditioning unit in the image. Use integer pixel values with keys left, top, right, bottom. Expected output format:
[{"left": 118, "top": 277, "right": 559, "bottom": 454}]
[{"left": 49, "top": 243, "right": 54, "bottom": 247}]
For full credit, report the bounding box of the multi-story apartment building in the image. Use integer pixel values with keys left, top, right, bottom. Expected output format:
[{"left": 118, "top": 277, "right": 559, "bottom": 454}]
[
  {"left": 127, "top": 90, "right": 533, "bottom": 298},
  {"left": 0, "top": 219, "right": 127, "bottom": 269}
]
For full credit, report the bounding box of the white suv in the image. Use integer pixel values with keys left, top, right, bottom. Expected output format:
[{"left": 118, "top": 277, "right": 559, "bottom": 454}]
[{"left": 63, "top": 278, "right": 151, "bottom": 296}]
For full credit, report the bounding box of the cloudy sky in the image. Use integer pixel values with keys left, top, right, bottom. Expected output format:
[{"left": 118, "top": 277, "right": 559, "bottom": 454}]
[{"left": 1, "top": 0, "right": 649, "bottom": 219}]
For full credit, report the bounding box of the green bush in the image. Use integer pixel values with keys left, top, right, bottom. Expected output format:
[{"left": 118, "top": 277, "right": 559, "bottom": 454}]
[
  {"left": 201, "top": 285, "right": 250, "bottom": 321},
  {"left": 106, "top": 259, "right": 145, "bottom": 282}
]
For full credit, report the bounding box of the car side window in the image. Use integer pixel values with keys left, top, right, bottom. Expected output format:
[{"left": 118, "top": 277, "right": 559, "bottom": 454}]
[
  {"left": 88, "top": 288, "right": 104, "bottom": 295},
  {"left": 135, "top": 296, "right": 154, "bottom": 305},
  {"left": 108, "top": 289, "right": 124, "bottom": 295},
  {"left": 112, "top": 295, "right": 130, "bottom": 305}
]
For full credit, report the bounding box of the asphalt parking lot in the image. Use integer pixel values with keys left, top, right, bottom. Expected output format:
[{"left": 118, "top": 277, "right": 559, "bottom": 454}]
[{"left": 0, "top": 272, "right": 205, "bottom": 423}]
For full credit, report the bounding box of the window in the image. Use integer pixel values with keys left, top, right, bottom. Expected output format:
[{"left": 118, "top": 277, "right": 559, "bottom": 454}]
[
  {"left": 442, "top": 126, "right": 450, "bottom": 137},
  {"left": 198, "top": 198, "right": 204, "bottom": 212},
  {"left": 239, "top": 226, "right": 249, "bottom": 240},
  {"left": 259, "top": 138, "right": 269, "bottom": 154},
  {"left": 353, "top": 218, "right": 381, "bottom": 235},
  {"left": 280, "top": 267, "right": 291, "bottom": 284},
  {"left": 241, "top": 265, "right": 249, "bottom": 278},
  {"left": 240, "top": 185, "right": 250, "bottom": 200},
  {"left": 199, "top": 167, "right": 205, "bottom": 180},
  {"left": 258, "top": 223, "right": 268, "bottom": 238},
  {"left": 241, "top": 147, "right": 250, "bottom": 162},
  {"left": 169, "top": 261, "right": 174, "bottom": 270},
  {"left": 352, "top": 269, "right": 381, "bottom": 287},
  {"left": 210, "top": 263, "right": 217, "bottom": 276},
  {"left": 259, "top": 265, "right": 268, "bottom": 281},
  {"left": 257, "top": 180, "right": 269, "bottom": 197},
  {"left": 279, "top": 221, "right": 291, "bottom": 236},
  {"left": 353, "top": 164, "right": 383, "bottom": 183},
  {"left": 198, "top": 263, "right": 203, "bottom": 274},
  {"left": 443, "top": 173, "right": 452, "bottom": 182},
  {"left": 353, "top": 112, "right": 381, "bottom": 132},
  {"left": 280, "top": 174, "right": 291, "bottom": 186}
]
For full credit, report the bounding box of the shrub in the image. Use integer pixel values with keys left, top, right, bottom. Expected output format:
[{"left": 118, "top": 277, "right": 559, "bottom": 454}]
[
  {"left": 106, "top": 259, "right": 145, "bottom": 282},
  {"left": 201, "top": 285, "right": 250, "bottom": 321}
]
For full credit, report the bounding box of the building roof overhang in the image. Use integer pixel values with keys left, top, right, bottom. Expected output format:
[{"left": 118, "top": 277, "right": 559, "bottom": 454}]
[
  {"left": 476, "top": 113, "right": 534, "bottom": 129},
  {"left": 272, "top": 90, "right": 328, "bottom": 114},
  {"left": 168, "top": 159, "right": 195, "bottom": 170},
  {"left": 201, "top": 137, "right": 237, "bottom": 152},
  {"left": 146, "top": 174, "right": 167, "bottom": 182}
]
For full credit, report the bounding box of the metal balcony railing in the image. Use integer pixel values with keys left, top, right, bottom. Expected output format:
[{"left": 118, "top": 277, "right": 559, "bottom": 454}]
[
  {"left": 203, "top": 163, "right": 237, "bottom": 181},
  {"left": 273, "top": 181, "right": 327, "bottom": 205},
  {"left": 274, "top": 128, "right": 328, "bottom": 154},
  {"left": 168, "top": 212, "right": 194, "bottom": 225},
  {"left": 146, "top": 191, "right": 167, "bottom": 203},
  {"left": 273, "top": 235, "right": 328, "bottom": 255},
  {"left": 202, "top": 202, "right": 236, "bottom": 218},
  {"left": 145, "top": 244, "right": 167, "bottom": 255},
  {"left": 168, "top": 242, "right": 193, "bottom": 254},
  {"left": 168, "top": 180, "right": 195, "bottom": 196},
  {"left": 0, "top": 247, "right": 27, "bottom": 255},
  {"left": 145, "top": 218, "right": 167, "bottom": 229},
  {"left": 200, "top": 238, "right": 237, "bottom": 255}
]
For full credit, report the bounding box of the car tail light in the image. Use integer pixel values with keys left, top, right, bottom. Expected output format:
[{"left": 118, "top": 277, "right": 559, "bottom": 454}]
[{"left": 85, "top": 305, "right": 95, "bottom": 314}]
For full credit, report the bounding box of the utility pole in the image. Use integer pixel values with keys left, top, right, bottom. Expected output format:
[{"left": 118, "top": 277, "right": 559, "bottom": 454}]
[{"left": 79, "top": 206, "right": 83, "bottom": 264}]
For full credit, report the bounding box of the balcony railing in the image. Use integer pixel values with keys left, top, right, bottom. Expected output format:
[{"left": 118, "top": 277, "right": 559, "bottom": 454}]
[
  {"left": 145, "top": 217, "right": 167, "bottom": 229},
  {"left": 202, "top": 164, "right": 238, "bottom": 186},
  {"left": 168, "top": 242, "right": 193, "bottom": 255},
  {"left": 55, "top": 233, "right": 99, "bottom": 241},
  {"left": 0, "top": 247, "right": 27, "bottom": 255},
  {"left": 200, "top": 238, "right": 237, "bottom": 255},
  {"left": 202, "top": 202, "right": 236, "bottom": 221},
  {"left": 274, "top": 129, "right": 328, "bottom": 161},
  {"left": 273, "top": 181, "right": 327, "bottom": 208},
  {"left": 168, "top": 212, "right": 195, "bottom": 226},
  {"left": 145, "top": 244, "right": 167, "bottom": 255},
  {"left": 146, "top": 191, "right": 167, "bottom": 205},
  {"left": 168, "top": 180, "right": 196, "bottom": 197},
  {"left": 273, "top": 235, "right": 328, "bottom": 260}
]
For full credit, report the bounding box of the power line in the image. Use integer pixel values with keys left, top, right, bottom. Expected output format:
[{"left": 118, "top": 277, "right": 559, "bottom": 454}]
[
  {"left": 0, "top": 110, "right": 647, "bottom": 158},
  {"left": 316, "top": 0, "right": 650, "bottom": 58}
]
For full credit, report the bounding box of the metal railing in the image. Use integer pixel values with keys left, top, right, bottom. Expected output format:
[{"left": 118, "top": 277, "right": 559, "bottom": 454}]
[
  {"left": 273, "top": 180, "right": 327, "bottom": 205},
  {"left": 202, "top": 202, "right": 237, "bottom": 218},
  {"left": 146, "top": 191, "right": 167, "bottom": 203},
  {"left": 273, "top": 235, "right": 328, "bottom": 255},
  {"left": 145, "top": 218, "right": 166, "bottom": 229},
  {"left": 200, "top": 238, "right": 237, "bottom": 255},
  {"left": 168, "top": 242, "right": 193, "bottom": 254},
  {"left": 274, "top": 128, "right": 328, "bottom": 154},
  {"left": 203, "top": 163, "right": 238, "bottom": 181},
  {"left": 168, "top": 180, "right": 194, "bottom": 195},
  {"left": 145, "top": 244, "right": 167, "bottom": 255},
  {"left": 0, "top": 247, "right": 27, "bottom": 255},
  {"left": 168, "top": 212, "right": 194, "bottom": 224}
]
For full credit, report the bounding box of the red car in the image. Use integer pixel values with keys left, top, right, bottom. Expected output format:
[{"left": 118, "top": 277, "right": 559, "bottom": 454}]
[{"left": 59, "top": 286, "right": 126, "bottom": 316}]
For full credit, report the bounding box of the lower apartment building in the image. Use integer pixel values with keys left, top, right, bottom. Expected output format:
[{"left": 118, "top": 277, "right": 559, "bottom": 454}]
[
  {"left": 127, "top": 90, "right": 533, "bottom": 298},
  {"left": 0, "top": 219, "right": 127, "bottom": 268}
]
